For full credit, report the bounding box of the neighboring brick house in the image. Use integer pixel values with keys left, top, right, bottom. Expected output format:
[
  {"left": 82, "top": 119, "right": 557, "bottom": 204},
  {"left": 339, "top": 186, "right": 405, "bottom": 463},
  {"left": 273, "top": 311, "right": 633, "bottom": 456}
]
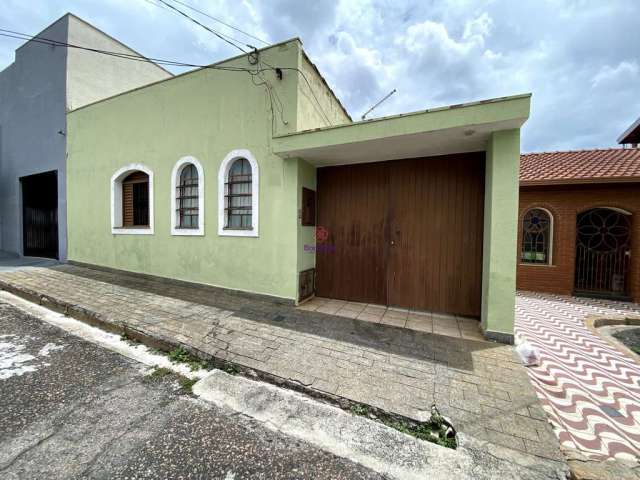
[{"left": 517, "top": 147, "right": 640, "bottom": 303}]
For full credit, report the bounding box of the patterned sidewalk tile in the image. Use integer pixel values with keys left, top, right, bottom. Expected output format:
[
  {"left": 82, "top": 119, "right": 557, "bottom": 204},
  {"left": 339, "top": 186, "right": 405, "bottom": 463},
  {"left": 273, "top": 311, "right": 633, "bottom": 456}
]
[{"left": 515, "top": 291, "right": 640, "bottom": 462}]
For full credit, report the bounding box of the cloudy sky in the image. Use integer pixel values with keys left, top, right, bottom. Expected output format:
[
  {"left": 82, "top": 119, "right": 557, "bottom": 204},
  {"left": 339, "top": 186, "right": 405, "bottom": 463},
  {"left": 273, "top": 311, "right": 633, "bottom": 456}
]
[{"left": 1, "top": 0, "right": 638, "bottom": 152}]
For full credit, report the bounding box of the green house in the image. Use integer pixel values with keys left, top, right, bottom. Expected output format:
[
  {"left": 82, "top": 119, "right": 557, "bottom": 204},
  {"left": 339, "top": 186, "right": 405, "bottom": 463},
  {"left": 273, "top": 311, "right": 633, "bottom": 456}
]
[{"left": 66, "top": 39, "right": 530, "bottom": 342}]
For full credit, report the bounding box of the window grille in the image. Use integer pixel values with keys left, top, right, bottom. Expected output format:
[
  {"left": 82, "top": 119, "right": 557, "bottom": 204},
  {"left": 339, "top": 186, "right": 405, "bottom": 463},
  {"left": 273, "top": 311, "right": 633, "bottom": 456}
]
[
  {"left": 225, "top": 158, "right": 252, "bottom": 229},
  {"left": 176, "top": 164, "right": 198, "bottom": 228},
  {"left": 521, "top": 208, "right": 552, "bottom": 264}
]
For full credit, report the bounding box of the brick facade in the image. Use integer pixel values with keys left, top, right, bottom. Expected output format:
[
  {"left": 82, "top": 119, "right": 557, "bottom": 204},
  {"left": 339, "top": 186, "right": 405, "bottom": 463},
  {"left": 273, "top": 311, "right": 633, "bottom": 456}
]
[{"left": 517, "top": 183, "right": 640, "bottom": 302}]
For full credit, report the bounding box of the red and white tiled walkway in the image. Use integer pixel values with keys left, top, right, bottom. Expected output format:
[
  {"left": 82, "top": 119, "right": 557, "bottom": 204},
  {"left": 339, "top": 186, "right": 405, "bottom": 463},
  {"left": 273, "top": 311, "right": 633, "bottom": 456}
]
[{"left": 515, "top": 292, "right": 640, "bottom": 462}]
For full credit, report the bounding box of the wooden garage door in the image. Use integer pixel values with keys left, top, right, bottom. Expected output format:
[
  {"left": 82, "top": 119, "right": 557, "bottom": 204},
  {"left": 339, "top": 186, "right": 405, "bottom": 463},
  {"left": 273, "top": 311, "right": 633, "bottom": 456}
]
[{"left": 316, "top": 152, "right": 485, "bottom": 317}]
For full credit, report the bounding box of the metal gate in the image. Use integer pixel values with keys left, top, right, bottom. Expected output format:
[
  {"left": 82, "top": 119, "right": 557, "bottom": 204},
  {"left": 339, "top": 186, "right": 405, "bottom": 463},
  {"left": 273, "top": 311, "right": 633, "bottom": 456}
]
[
  {"left": 21, "top": 170, "right": 59, "bottom": 259},
  {"left": 574, "top": 208, "right": 631, "bottom": 298}
]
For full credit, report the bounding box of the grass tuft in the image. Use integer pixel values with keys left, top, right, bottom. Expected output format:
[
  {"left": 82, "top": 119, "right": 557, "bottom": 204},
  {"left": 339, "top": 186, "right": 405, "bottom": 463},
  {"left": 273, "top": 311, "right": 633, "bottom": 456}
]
[
  {"left": 349, "top": 401, "right": 456, "bottom": 448},
  {"left": 168, "top": 346, "right": 207, "bottom": 371},
  {"left": 143, "top": 366, "right": 198, "bottom": 395},
  {"left": 144, "top": 366, "right": 172, "bottom": 382}
]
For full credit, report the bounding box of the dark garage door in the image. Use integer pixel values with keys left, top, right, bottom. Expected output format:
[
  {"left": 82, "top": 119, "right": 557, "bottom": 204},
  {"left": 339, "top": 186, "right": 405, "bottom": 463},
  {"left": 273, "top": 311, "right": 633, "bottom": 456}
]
[
  {"left": 316, "top": 152, "right": 485, "bottom": 317},
  {"left": 21, "top": 170, "right": 59, "bottom": 259}
]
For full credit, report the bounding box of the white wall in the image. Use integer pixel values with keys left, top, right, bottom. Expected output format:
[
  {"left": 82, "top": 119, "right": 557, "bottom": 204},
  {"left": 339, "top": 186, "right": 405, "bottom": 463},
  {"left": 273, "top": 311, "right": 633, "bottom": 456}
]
[
  {"left": 0, "top": 13, "right": 171, "bottom": 259},
  {"left": 65, "top": 15, "right": 172, "bottom": 111}
]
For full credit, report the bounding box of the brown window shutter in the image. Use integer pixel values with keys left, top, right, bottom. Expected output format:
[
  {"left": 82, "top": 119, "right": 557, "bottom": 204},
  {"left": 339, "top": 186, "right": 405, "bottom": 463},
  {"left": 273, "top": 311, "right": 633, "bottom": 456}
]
[
  {"left": 301, "top": 187, "right": 316, "bottom": 226},
  {"left": 123, "top": 182, "right": 134, "bottom": 227}
]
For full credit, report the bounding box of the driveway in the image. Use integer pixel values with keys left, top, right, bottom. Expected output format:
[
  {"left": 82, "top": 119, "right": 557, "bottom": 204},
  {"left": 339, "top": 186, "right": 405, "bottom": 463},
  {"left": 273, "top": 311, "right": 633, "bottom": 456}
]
[{"left": 516, "top": 291, "right": 640, "bottom": 462}]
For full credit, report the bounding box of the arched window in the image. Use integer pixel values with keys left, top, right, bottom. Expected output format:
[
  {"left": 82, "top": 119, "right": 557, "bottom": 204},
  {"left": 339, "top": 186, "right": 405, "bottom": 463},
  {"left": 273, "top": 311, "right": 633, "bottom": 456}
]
[
  {"left": 111, "top": 164, "right": 154, "bottom": 235},
  {"left": 521, "top": 208, "right": 553, "bottom": 264},
  {"left": 171, "top": 157, "right": 204, "bottom": 236},
  {"left": 123, "top": 171, "right": 149, "bottom": 227},
  {"left": 218, "top": 149, "right": 259, "bottom": 237},
  {"left": 226, "top": 158, "right": 252, "bottom": 229}
]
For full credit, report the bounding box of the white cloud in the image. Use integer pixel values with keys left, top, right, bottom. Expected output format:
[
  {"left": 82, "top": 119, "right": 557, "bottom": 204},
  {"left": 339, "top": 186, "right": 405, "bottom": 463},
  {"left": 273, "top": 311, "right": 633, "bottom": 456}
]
[
  {"left": 1, "top": 0, "right": 639, "bottom": 151},
  {"left": 591, "top": 61, "right": 639, "bottom": 89}
]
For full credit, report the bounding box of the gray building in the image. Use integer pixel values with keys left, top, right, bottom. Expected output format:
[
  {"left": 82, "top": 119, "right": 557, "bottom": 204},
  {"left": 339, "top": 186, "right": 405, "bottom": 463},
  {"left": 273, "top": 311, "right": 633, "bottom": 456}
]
[{"left": 0, "top": 13, "right": 171, "bottom": 260}]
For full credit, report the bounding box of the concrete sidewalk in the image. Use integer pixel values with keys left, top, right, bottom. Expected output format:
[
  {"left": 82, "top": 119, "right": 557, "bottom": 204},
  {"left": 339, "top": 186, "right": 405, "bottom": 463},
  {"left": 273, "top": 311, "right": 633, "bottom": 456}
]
[
  {"left": 0, "top": 263, "right": 566, "bottom": 472},
  {"left": 0, "top": 251, "right": 59, "bottom": 272}
]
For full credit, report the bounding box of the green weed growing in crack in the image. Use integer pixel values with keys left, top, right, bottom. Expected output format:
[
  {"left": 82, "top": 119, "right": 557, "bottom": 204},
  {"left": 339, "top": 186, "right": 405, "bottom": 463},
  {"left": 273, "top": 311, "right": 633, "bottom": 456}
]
[
  {"left": 179, "top": 377, "right": 198, "bottom": 395},
  {"left": 168, "top": 346, "right": 207, "bottom": 371},
  {"left": 143, "top": 366, "right": 198, "bottom": 395},
  {"left": 144, "top": 366, "right": 172, "bottom": 383},
  {"left": 350, "top": 404, "right": 372, "bottom": 417},
  {"left": 350, "top": 402, "right": 457, "bottom": 449},
  {"left": 221, "top": 363, "right": 240, "bottom": 375}
]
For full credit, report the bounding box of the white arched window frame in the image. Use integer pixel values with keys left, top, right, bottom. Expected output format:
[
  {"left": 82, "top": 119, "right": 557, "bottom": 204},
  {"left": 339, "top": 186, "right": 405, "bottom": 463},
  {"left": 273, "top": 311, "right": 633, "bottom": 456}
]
[
  {"left": 111, "top": 163, "right": 154, "bottom": 235},
  {"left": 218, "top": 149, "right": 259, "bottom": 237},
  {"left": 170, "top": 156, "right": 205, "bottom": 236},
  {"left": 521, "top": 207, "right": 554, "bottom": 265}
]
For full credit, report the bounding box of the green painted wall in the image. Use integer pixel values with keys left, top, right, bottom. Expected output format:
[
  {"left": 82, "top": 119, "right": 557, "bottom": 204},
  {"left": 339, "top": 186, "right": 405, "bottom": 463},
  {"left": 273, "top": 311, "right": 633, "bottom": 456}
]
[
  {"left": 275, "top": 94, "right": 531, "bottom": 152},
  {"left": 66, "top": 41, "right": 304, "bottom": 300},
  {"left": 296, "top": 158, "right": 317, "bottom": 279},
  {"left": 481, "top": 129, "right": 521, "bottom": 337},
  {"left": 296, "top": 52, "right": 351, "bottom": 131}
]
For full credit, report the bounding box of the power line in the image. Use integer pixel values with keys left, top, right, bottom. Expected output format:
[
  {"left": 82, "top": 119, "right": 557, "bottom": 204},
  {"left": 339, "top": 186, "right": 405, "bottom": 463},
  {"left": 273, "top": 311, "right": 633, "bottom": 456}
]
[
  {"left": 143, "top": 0, "right": 333, "bottom": 126},
  {"left": 147, "top": 1, "right": 333, "bottom": 126},
  {"left": 154, "top": 0, "right": 248, "bottom": 54},
  {"left": 0, "top": 29, "right": 256, "bottom": 72},
  {"left": 0, "top": 27, "right": 287, "bottom": 131},
  {"left": 145, "top": 0, "right": 253, "bottom": 51},
  {"left": 1, "top": 26, "right": 335, "bottom": 127},
  {"left": 168, "top": 0, "right": 269, "bottom": 46}
]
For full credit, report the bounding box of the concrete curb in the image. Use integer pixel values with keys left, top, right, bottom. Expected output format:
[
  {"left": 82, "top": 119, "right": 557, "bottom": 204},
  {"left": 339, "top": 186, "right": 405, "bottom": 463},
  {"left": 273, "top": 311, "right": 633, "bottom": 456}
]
[
  {"left": 194, "top": 371, "right": 569, "bottom": 480},
  {"left": 584, "top": 314, "right": 640, "bottom": 361}
]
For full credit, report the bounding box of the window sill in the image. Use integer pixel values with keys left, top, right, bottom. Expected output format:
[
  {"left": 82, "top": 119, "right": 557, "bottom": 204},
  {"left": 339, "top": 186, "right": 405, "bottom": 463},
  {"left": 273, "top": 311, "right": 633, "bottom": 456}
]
[
  {"left": 112, "top": 227, "right": 154, "bottom": 235},
  {"left": 519, "top": 262, "right": 554, "bottom": 267},
  {"left": 219, "top": 228, "right": 258, "bottom": 238},
  {"left": 171, "top": 226, "right": 204, "bottom": 236}
]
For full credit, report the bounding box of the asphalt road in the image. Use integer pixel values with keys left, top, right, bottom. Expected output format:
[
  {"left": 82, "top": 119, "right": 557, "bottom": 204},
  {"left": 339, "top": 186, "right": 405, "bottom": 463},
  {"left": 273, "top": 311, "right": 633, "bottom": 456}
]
[{"left": 0, "top": 299, "right": 385, "bottom": 480}]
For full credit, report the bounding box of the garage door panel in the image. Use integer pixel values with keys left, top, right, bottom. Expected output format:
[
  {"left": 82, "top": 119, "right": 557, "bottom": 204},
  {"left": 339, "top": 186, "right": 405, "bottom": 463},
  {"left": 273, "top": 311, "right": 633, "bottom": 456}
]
[
  {"left": 316, "top": 153, "right": 484, "bottom": 316},
  {"left": 316, "top": 163, "right": 388, "bottom": 304}
]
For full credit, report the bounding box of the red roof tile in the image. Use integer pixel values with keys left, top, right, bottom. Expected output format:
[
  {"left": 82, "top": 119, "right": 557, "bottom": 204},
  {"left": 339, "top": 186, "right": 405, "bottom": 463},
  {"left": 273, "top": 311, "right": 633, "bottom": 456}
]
[{"left": 520, "top": 148, "right": 640, "bottom": 185}]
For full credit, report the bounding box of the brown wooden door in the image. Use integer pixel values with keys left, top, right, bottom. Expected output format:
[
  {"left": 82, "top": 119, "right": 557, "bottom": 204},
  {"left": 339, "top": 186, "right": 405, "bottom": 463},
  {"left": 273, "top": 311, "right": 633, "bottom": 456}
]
[
  {"left": 387, "top": 153, "right": 485, "bottom": 316},
  {"left": 316, "top": 162, "right": 388, "bottom": 304},
  {"left": 316, "top": 152, "right": 485, "bottom": 316}
]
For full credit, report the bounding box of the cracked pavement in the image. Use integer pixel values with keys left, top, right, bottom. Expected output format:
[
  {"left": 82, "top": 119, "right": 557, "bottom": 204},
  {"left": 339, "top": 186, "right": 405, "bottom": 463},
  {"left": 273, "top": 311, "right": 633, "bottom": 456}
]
[{"left": 0, "top": 299, "right": 386, "bottom": 480}]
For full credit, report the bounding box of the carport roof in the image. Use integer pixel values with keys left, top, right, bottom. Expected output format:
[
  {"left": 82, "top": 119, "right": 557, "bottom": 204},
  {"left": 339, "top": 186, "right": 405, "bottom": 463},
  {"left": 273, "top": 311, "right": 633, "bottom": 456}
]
[{"left": 272, "top": 93, "right": 531, "bottom": 166}]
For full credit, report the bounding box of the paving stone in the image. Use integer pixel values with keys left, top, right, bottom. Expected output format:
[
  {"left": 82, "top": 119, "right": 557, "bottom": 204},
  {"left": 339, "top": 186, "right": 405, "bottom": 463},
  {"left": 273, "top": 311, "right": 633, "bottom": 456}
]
[
  {"left": 482, "top": 428, "right": 527, "bottom": 452},
  {"left": 0, "top": 264, "right": 563, "bottom": 463}
]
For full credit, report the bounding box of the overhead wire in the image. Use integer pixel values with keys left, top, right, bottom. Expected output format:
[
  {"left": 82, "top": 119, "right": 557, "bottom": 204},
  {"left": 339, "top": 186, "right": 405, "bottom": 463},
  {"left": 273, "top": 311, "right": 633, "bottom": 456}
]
[
  {"left": 168, "top": 0, "right": 269, "bottom": 46},
  {"left": 0, "top": 29, "right": 258, "bottom": 72},
  {"left": 1, "top": 14, "right": 335, "bottom": 127},
  {"left": 154, "top": 0, "right": 248, "bottom": 54},
  {"left": 142, "top": 0, "right": 291, "bottom": 129}
]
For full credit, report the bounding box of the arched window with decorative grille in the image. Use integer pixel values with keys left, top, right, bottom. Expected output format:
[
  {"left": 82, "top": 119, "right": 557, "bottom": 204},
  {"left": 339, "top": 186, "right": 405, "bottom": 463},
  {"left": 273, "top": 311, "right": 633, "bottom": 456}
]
[
  {"left": 218, "top": 149, "right": 259, "bottom": 237},
  {"left": 226, "top": 158, "right": 252, "bottom": 229},
  {"left": 170, "top": 157, "right": 204, "bottom": 236},
  {"left": 521, "top": 208, "right": 553, "bottom": 264}
]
